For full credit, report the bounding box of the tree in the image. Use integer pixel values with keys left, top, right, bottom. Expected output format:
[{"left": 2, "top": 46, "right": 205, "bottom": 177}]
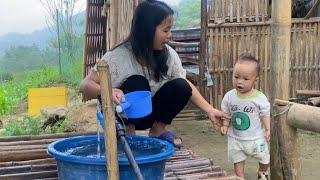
[
  {"left": 40, "top": 0, "right": 82, "bottom": 63},
  {"left": 0, "top": 45, "right": 45, "bottom": 73},
  {"left": 172, "top": 0, "right": 201, "bottom": 29}
]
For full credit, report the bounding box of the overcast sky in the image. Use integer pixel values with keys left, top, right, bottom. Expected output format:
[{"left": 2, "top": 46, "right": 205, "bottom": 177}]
[{"left": 0, "top": 0, "right": 181, "bottom": 37}]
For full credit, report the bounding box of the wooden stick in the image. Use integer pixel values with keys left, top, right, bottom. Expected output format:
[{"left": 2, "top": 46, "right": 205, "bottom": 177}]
[
  {"left": 0, "top": 170, "right": 57, "bottom": 179},
  {"left": 0, "top": 131, "right": 96, "bottom": 142},
  {"left": 0, "top": 139, "right": 59, "bottom": 146},
  {"left": 296, "top": 90, "right": 320, "bottom": 97},
  {"left": 0, "top": 164, "right": 56, "bottom": 175},
  {"left": 0, "top": 149, "right": 49, "bottom": 162},
  {"left": 97, "top": 60, "right": 119, "bottom": 180},
  {"left": 165, "top": 159, "right": 211, "bottom": 171},
  {"left": 0, "top": 144, "right": 48, "bottom": 151},
  {"left": 304, "top": 0, "right": 320, "bottom": 19},
  {"left": 0, "top": 158, "right": 56, "bottom": 168}
]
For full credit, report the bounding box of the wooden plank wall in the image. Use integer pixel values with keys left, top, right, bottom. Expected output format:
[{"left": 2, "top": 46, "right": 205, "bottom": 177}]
[{"left": 206, "top": 18, "right": 320, "bottom": 108}]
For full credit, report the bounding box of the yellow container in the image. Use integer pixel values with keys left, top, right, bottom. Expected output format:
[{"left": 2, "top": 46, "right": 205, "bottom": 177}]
[{"left": 28, "top": 87, "right": 68, "bottom": 116}]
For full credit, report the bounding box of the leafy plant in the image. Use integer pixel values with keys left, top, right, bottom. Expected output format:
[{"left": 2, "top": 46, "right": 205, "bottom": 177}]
[{"left": 0, "top": 116, "right": 45, "bottom": 136}]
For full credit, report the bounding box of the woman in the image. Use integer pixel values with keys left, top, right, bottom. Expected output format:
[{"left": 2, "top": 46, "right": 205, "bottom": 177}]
[{"left": 80, "top": 0, "right": 228, "bottom": 148}]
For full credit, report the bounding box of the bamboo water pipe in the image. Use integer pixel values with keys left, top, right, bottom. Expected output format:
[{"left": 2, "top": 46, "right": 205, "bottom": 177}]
[{"left": 97, "top": 60, "right": 119, "bottom": 180}]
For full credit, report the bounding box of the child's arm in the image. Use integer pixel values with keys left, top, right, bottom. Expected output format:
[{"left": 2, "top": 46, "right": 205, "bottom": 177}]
[
  {"left": 262, "top": 116, "right": 270, "bottom": 141},
  {"left": 220, "top": 92, "right": 231, "bottom": 135}
]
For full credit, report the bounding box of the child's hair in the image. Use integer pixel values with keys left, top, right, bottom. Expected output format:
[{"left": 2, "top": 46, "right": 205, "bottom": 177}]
[
  {"left": 237, "top": 53, "right": 260, "bottom": 74},
  {"left": 128, "top": 0, "right": 174, "bottom": 81}
]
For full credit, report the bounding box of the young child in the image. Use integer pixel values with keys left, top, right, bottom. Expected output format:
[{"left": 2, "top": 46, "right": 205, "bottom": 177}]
[{"left": 220, "top": 53, "right": 270, "bottom": 180}]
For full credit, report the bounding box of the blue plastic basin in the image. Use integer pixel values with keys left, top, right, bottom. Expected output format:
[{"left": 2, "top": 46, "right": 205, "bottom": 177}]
[{"left": 48, "top": 135, "right": 174, "bottom": 180}]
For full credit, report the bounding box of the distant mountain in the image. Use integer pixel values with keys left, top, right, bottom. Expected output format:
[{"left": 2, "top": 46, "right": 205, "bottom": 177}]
[
  {"left": 0, "top": 11, "right": 85, "bottom": 57},
  {"left": 0, "top": 30, "right": 51, "bottom": 57}
]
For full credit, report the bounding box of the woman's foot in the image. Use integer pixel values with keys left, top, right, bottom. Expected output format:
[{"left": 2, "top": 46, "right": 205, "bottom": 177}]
[{"left": 149, "top": 121, "right": 182, "bottom": 147}]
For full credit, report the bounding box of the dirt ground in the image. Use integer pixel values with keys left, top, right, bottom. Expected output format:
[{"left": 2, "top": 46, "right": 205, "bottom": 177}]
[
  {"left": 168, "top": 120, "right": 320, "bottom": 180},
  {"left": 1, "top": 89, "right": 320, "bottom": 180}
]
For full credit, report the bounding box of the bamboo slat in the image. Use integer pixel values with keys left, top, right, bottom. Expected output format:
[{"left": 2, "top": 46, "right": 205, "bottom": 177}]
[
  {"left": 208, "top": 0, "right": 270, "bottom": 23},
  {"left": 83, "top": 0, "right": 107, "bottom": 80}
]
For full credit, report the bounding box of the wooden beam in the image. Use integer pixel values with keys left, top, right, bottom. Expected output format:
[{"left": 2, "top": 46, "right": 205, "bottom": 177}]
[
  {"left": 296, "top": 90, "right": 320, "bottom": 97},
  {"left": 287, "top": 103, "right": 320, "bottom": 133},
  {"left": 97, "top": 60, "right": 119, "bottom": 180},
  {"left": 270, "top": 0, "right": 302, "bottom": 179}
]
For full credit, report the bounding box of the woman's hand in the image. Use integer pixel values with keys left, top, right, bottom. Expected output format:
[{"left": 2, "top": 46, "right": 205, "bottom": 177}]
[
  {"left": 207, "top": 108, "right": 230, "bottom": 126},
  {"left": 112, "top": 88, "right": 125, "bottom": 105}
]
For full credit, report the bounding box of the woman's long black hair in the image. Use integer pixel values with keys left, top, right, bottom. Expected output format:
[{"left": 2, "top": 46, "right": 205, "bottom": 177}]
[{"left": 128, "top": 0, "right": 174, "bottom": 81}]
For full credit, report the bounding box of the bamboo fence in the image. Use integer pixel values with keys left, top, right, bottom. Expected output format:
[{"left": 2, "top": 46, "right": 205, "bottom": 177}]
[
  {"left": 208, "top": 0, "right": 270, "bottom": 23},
  {"left": 83, "top": 0, "right": 107, "bottom": 78},
  {"left": 83, "top": 0, "right": 320, "bottom": 109},
  {"left": 207, "top": 18, "right": 320, "bottom": 108}
]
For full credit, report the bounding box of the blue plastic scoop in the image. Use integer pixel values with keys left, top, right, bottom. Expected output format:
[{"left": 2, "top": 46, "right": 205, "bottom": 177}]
[
  {"left": 97, "top": 91, "right": 152, "bottom": 128},
  {"left": 116, "top": 91, "right": 152, "bottom": 118}
]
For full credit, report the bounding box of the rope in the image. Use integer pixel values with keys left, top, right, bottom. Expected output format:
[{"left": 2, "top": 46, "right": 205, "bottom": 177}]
[{"left": 272, "top": 103, "right": 292, "bottom": 117}]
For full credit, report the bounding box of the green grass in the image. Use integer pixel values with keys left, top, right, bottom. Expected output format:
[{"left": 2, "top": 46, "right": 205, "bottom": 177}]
[
  {"left": 0, "top": 115, "right": 68, "bottom": 136},
  {"left": 0, "top": 116, "right": 45, "bottom": 136},
  {"left": 0, "top": 61, "right": 82, "bottom": 117},
  {"left": 0, "top": 60, "right": 83, "bottom": 136}
]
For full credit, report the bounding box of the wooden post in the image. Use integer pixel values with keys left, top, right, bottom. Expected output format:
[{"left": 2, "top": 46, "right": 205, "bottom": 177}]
[
  {"left": 97, "top": 60, "right": 119, "bottom": 180},
  {"left": 199, "top": 0, "right": 207, "bottom": 97},
  {"left": 270, "top": 0, "right": 302, "bottom": 179},
  {"left": 109, "top": 0, "right": 119, "bottom": 49}
]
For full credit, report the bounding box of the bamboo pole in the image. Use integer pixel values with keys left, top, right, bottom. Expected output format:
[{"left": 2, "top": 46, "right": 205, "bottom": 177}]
[
  {"left": 0, "top": 131, "right": 95, "bottom": 142},
  {"left": 270, "top": 0, "right": 302, "bottom": 179},
  {"left": 97, "top": 60, "right": 119, "bottom": 180}
]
